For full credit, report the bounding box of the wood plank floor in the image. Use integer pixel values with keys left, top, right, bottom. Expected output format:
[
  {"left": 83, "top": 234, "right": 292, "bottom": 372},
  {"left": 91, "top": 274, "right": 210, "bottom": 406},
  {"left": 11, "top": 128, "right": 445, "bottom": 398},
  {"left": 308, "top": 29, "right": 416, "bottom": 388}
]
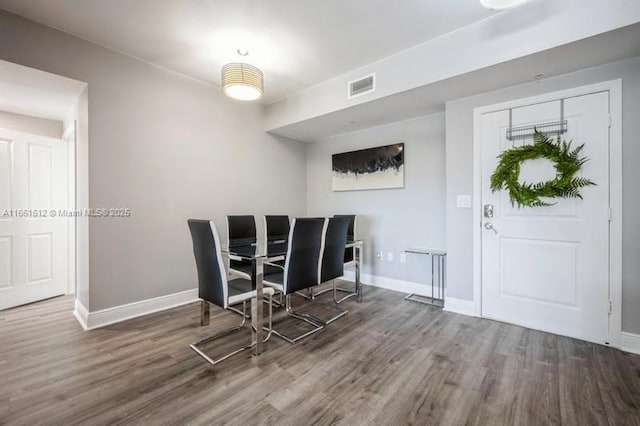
[{"left": 1, "top": 285, "right": 640, "bottom": 425}]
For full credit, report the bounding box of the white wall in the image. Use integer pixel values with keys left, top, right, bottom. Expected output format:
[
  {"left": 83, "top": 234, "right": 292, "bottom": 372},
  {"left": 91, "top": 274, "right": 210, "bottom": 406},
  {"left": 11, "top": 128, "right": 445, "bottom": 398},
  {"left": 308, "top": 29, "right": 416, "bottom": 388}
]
[
  {"left": 306, "top": 113, "right": 445, "bottom": 286},
  {"left": 0, "top": 10, "right": 307, "bottom": 311},
  {"left": 0, "top": 110, "right": 62, "bottom": 138},
  {"left": 445, "top": 56, "right": 640, "bottom": 334}
]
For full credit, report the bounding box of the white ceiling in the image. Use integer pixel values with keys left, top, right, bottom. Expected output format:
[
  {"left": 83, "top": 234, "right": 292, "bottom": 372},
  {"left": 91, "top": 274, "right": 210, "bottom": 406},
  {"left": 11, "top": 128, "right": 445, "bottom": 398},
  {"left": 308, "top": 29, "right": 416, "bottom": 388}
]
[
  {"left": 0, "top": 0, "right": 495, "bottom": 103},
  {"left": 0, "top": 60, "right": 87, "bottom": 121},
  {"left": 270, "top": 23, "right": 640, "bottom": 141}
]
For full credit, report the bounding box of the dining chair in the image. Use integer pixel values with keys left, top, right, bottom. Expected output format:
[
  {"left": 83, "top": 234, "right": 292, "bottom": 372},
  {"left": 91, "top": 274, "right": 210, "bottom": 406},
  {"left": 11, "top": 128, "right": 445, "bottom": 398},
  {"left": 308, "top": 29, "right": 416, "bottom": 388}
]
[
  {"left": 264, "top": 215, "right": 290, "bottom": 243},
  {"left": 335, "top": 214, "right": 357, "bottom": 266},
  {"left": 227, "top": 215, "right": 283, "bottom": 281},
  {"left": 312, "top": 216, "right": 351, "bottom": 324},
  {"left": 188, "top": 219, "right": 274, "bottom": 366},
  {"left": 314, "top": 214, "right": 358, "bottom": 301},
  {"left": 263, "top": 215, "right": 289, "bottom": 272},
  {"left": 263, "top": 217, "right": 328, "bottom": 343},
  {"left": 227, "top": 215, "right": 257, "bottom": 280},
  {"left": 332, "top": 214, "right": 359, "bottom": 303}
]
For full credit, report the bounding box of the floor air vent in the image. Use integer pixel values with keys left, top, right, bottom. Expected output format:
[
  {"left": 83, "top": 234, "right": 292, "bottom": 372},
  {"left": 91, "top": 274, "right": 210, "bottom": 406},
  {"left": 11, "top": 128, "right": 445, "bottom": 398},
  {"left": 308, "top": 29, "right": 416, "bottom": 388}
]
[{"left": 348, "top": 73, "right": 375, "bottom": 99}]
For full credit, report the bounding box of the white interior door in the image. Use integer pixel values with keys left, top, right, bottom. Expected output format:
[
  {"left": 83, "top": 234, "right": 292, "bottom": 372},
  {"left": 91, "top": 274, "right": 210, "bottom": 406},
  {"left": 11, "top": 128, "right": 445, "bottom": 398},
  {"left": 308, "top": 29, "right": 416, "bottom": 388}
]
[
  {"left": 480, "top": 91, "right": 610, "bottom": 344},
  {"left": 0, "top": 128, "right": 69, "bottom": 310}
]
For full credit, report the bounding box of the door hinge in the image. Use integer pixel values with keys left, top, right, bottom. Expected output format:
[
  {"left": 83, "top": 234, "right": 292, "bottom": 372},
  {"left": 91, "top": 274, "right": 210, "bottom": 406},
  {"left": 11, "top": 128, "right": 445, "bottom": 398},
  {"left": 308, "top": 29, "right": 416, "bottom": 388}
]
[
  {"left": 608, "top": 113, "right": 612, "bottom": 128},
  {"left": 608, "top": 207, "right": 613, "bottom": 222},
  {"left": 608, "top": 300, "right": 612, "bottom": 315}
]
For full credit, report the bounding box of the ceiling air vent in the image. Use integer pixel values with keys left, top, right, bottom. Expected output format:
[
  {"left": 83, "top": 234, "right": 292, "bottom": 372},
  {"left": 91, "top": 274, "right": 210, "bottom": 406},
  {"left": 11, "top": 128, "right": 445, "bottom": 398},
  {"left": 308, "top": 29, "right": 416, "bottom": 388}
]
[{"left": 348, "top": 73, "right": 375, "bottom": 99}]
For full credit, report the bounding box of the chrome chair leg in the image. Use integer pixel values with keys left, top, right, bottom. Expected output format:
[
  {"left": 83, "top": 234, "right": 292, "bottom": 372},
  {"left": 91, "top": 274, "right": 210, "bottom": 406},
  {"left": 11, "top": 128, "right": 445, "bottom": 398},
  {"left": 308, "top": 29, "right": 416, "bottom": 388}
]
[
  {"left": 264, "top": 292, "right": 273, "bottom": 342},
  {"left": 286, "top": 282, "right": 349, "bottom": 325},
  {"left": 333, "top": 280, "right": 358, "bottom": 304},
  {"left": 191, "top": 297, "right": 272, "bottom": 366},
  {"left": 269, "top": 294, "right": 324, "bottom": 344},
  {"left": 228, "top": 305, "right": 250, "bottom": 318},
  {"left": 201, "top": 300, "right": 210, "bottom": 326},
  {"left": 229, "top": 290, "right": 281, "bottom": 315},
  {"left": 293, "top": 287, "right": 349, "bottom": 325},
  {"left": 313, "top": 280, "right": 334, "bottom": 297},
  {"left": 295, "top": 288, "right": 314, "bottom": 300},
  {"left": 268, "top": 290, "right": 284, "bottom": 308},
  {"left": 312, "top": 279, "right": 358, "bottom": 303},
  {"left": 190, "top": 325, "right": 251, "bottom": 366}
]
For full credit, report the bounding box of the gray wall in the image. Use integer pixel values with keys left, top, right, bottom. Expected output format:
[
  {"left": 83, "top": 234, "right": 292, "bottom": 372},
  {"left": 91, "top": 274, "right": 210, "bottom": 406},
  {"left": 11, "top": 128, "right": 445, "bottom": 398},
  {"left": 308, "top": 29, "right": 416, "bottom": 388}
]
[
  {"left": 445, "top": 56, "right": 640, "bottom": 334},
  {"left": 0, "top": 110, "right": 62, "bottom": 138},
  {"left": 306, "top": 113, "right": 446, "bottom": 285},
  {"left": 0, "top": 11, "right": 307, "bottom": 311}
]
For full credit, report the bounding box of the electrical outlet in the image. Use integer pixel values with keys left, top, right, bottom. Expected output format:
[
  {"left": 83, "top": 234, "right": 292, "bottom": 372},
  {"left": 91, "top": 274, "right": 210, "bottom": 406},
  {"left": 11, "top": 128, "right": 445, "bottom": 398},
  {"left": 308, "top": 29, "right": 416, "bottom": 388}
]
[
  {"left": 387, "top": 252, "right": 393, "bottom": 262},
  {"left": 376, "top": 251, "right": 383, "bottom": 260},
  {"left": 400, "top": 253, "right": 407, "bottom": 263}
]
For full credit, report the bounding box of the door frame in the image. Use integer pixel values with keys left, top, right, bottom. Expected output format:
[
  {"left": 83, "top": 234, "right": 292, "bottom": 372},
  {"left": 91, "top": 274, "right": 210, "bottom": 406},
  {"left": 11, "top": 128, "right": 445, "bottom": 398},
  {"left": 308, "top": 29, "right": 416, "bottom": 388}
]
[
  {"left": 62, "top": 121, "right": 76, "bottom": 295},
  {"left": 472, "top": 79, "right": 623, "bottom": 347}
]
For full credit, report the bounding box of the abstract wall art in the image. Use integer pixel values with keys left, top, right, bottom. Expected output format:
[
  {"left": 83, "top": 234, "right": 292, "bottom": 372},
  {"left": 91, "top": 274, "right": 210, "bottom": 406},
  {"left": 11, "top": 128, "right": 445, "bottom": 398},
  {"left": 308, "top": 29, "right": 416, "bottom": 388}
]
[{"left": 332, "top": 143, "right": 404, "bottom": 191}]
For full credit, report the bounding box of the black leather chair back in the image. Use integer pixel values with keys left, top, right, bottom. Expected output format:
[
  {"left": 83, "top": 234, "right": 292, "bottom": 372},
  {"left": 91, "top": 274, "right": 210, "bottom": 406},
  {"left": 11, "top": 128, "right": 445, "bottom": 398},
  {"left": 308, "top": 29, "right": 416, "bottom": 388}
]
[
  {"left": 321, "top": 217, "right": 350, "bottom": 283},
  {"left": 188, "top": 219, "right": 227, "bottom": 308},
  {"left": 227, "top": 215, "right": 256, "bottom": 247},
  {"left": 283, "top": 217, "right": 327, "bottom": 295},
  {"left": 265, "top": 215, "right": 290, "bottom": 242},
  {"left": 334, "top": 214, "right": 356, "bottom": 263}
]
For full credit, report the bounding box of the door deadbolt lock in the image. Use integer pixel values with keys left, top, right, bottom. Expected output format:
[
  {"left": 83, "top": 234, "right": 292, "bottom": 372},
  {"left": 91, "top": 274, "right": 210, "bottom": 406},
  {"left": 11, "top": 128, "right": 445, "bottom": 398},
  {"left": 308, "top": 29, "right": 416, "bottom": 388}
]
[{"left": 483, "top": 204, "right": 494, "bottom": 218}]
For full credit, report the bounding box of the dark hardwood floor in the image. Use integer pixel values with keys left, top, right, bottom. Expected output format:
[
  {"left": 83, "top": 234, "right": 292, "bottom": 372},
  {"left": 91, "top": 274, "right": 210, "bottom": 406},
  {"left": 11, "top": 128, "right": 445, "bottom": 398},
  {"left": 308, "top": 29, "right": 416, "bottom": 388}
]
[{"left": 1, "top": 284, "right": 640, "bottom": 425}]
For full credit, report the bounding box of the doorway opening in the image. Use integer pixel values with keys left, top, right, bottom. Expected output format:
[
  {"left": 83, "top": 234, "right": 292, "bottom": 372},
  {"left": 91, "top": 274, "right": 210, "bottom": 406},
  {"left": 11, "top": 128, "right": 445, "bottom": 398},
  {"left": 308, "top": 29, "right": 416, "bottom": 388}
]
[{"left": 0, "top": 60, "right": 88, "bottom": 316}]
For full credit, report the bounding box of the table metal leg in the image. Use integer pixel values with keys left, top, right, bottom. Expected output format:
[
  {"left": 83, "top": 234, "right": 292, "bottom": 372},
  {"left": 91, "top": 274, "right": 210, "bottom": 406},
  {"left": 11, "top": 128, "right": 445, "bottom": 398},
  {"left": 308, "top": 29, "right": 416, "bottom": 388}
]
[
  {"left": 356, "top": 244, "right": 362, "bottom": 303},
  {"left": 251, "top": 257, "right": 264, "bottom": 355}
]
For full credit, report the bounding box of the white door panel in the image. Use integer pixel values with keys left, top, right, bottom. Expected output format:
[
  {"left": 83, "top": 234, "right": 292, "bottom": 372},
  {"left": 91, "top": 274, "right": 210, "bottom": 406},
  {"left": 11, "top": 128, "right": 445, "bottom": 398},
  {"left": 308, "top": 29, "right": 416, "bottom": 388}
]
[
  {"left": 28, "top": 143, "right": 54, "bottom": 209},
  {"left": 0, "top": 236, "right": 11, "bottom": 288},
  {"left": 0, "top": 128, "right": 68, "bottom": 310},
  {"left": 0, "top": 138, "right": 11, "bottom": 211},
  {"left": 481, "top": 91, "right": 610, "bottom": 344}
]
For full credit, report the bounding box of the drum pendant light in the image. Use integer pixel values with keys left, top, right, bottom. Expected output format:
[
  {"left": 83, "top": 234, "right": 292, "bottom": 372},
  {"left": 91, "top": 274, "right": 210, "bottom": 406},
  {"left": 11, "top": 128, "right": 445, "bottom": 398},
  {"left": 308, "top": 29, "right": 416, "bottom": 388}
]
[{"left": 221, "top": 62, "right": 264, "bottom": 101}]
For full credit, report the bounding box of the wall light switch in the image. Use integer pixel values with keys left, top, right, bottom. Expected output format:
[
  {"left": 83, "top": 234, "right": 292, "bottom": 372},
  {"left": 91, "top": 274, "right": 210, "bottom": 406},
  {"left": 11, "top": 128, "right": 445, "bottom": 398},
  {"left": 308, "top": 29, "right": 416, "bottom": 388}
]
[
  {"left": 457, "top": 195, "right": 472, "bottom": 209},
  {"left": 376, "top": 251, "right": 383, "bottom": 260},
  {"left": 400, "top": 253, "right": 407, "bottom": 263},
  {"left": 387, "top": 252, "right": 393, "bottom": 262}
]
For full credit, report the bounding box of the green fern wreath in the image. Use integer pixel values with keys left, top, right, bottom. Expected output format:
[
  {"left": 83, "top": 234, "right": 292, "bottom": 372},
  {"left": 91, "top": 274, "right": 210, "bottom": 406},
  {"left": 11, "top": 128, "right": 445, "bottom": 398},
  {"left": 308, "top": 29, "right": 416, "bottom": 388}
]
[{"left": 490, "top": 130, "right": 595, "bottom": 208}]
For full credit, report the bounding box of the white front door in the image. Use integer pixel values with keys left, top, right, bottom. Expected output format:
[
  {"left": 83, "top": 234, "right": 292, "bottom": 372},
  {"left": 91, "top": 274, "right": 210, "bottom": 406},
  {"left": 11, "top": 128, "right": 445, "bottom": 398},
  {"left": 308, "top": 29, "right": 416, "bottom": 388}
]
[
  {"left": 0, "top": 128, "right": 69, "bottom": 310},
  {"left": 480, "top": 91, "right": 610, "bottom": 344}
]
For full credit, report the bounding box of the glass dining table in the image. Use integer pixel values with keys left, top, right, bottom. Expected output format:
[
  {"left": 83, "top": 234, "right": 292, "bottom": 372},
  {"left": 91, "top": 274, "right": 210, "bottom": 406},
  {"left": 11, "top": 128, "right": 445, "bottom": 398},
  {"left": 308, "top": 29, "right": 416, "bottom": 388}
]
[{"left": 222, "top": 239, "right": 363, "bottom": 355}]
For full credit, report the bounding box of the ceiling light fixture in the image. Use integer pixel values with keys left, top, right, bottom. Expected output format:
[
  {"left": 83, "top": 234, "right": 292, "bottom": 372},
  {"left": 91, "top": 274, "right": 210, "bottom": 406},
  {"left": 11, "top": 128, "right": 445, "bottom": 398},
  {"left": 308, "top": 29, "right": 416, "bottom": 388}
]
[
  {"left": 480, "top": 0, "right": 531, "bottom": 10},
  {"left": 221, "top": 62, "right": 264, "bottom": 101}
]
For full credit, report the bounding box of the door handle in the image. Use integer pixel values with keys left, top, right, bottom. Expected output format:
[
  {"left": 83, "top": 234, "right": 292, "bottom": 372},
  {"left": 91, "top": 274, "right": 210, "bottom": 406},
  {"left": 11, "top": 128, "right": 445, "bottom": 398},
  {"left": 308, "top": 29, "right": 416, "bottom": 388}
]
[{"left": 484, "top": 222, "right": 498, "bottom": 234}]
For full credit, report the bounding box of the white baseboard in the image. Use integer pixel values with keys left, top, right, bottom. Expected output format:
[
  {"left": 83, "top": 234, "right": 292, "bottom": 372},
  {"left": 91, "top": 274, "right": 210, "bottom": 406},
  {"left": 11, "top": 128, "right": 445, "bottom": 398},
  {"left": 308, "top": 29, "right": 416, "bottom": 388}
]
[
  {"left": 73, "top": 299, "right": 90, "bottom": 330},
  {"left": 443, "top": 297, "right": 478, "bottom": 317},
  {"left": 620, "top": 332, "right": 640, "bottom": 355},
  {"left": 342, "top": 271, "right": 433, "bottom": 296},
  {"left": 341, "top": 271, "right": 479, "bottom": 318},
  {"left": 73, "top": 289, "right": 199, "bottom": 330}
]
